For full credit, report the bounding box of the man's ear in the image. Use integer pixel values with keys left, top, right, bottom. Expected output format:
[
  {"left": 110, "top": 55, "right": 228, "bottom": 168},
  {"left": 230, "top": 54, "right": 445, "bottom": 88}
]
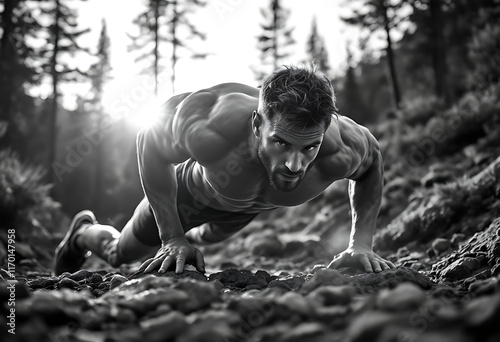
[{"left": 252, "top": 110, "right": 262, "bottom": 137}]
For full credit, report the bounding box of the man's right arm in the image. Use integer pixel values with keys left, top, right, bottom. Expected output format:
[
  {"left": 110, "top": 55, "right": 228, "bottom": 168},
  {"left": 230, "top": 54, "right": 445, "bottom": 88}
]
[{"left": 135, "top": 93, "right": 208, "bottom": 274}]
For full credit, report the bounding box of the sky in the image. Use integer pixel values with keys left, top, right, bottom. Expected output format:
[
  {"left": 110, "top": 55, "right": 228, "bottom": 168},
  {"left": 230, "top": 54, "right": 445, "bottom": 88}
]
[{"left": 36, "top": 0, "right": 371, "bottom": 127}]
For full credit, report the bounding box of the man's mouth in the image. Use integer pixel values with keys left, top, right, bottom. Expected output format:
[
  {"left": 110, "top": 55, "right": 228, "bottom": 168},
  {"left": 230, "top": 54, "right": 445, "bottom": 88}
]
[{"left": 277, "top": 171, "right": 302, "bottom": 181}]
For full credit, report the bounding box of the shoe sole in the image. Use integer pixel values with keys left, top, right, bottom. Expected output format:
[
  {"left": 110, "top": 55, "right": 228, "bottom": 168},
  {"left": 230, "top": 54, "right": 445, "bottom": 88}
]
[{"left": 54, "top": 210, "right": 97, "bottom": 275}]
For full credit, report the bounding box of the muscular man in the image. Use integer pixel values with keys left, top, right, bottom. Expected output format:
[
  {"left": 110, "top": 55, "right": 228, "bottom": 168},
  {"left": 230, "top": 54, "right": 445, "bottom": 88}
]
[{"left": 54, "top": 66, "right": 394, "bottom": 276}]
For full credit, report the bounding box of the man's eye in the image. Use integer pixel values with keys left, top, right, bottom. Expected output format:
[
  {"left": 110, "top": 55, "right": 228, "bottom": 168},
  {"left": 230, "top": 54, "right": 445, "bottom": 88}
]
[
  {"left": 276, "top": 140, "right": 286, "bottom": 146},
  {"left": 305, "top": 145, "right": 317, "bottom": 151}
]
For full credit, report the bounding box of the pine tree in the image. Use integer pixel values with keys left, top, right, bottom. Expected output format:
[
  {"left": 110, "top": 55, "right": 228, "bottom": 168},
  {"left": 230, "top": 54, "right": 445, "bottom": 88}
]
[
  {"left": 0, "top": 0, "right": 42, "bottom": 152},
  {"left": 342, "top": 0, "right": 408, "bottom": 109},
  {"left": 39, "top": 0, "right": 89, "bottom": 183},
  {"left": 128, "top": 0, "right": 206, "bottom": 96},
  {"left": 88, "top": 19, "right": 112, "bottom": 213},
  {"left": 305, "top": 17, "right": 330, "bottom": 75},
  {"left": 254, "top": 0, "right": 295, "bottom": 81}
]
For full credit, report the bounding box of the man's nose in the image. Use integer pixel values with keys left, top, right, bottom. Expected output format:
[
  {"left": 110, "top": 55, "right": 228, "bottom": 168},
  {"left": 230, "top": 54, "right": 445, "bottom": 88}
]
[{"left": 285, "top": 153, "right": 302, "bottom": 173}]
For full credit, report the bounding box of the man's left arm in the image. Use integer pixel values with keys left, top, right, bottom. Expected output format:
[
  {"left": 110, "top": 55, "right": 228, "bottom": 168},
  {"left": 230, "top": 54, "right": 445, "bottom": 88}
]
[{"left": 328, "top": 144, "right": 395, "bottom": 272}]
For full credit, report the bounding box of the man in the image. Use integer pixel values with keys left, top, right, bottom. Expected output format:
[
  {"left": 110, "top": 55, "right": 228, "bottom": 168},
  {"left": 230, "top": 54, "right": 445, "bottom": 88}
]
[{"left": 54, "top": 65, "right": 395, "bottom": 276}]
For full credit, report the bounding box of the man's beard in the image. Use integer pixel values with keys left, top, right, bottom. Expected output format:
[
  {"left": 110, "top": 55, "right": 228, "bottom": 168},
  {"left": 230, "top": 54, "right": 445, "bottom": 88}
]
[{"left": 258, "top": 147, "right": 304, "bottom": 192}]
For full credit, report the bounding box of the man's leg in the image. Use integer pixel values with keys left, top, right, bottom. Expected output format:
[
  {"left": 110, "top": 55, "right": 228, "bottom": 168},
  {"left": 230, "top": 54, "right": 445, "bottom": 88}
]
[
  {"left": 54, "top": 197, "right": 160, "bottom": 275},
  {"left": 185, "top": 214, "right": 258, "bottom": 245}
]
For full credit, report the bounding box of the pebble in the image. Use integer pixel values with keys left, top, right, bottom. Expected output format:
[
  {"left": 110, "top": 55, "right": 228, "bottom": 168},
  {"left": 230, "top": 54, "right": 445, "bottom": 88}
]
[
  {"left": 173, "top": 280, "right": 220, "bottom": 314},
  {"left": 376, "top": 282, "right": 426, "bottom": 311},
  {"left": 307, "top": 285, "right": 354, "bottom": 306},
  {"left": 301, "top": 268, "right": 349, "bottom": 294},
  {"left": 58, "top": 278, "right": 80, "bottom": 290},
  {"left": 432, "top": 238, "right": 451, "bottom": 255},
  {"left": 109, "top": 274, "right": 128, "bottom": 289},
  {"left": 273, "top": 291, "right": 314, "bottom": 317},
  {"left": 68, "top": 269, "right": 93, "bottom": 282},
  {"left": 442, "top": 257, "right": 481, "bottom": 281},
  {"left": 141, "top": 310, "right": 188, "bottom": 341}
]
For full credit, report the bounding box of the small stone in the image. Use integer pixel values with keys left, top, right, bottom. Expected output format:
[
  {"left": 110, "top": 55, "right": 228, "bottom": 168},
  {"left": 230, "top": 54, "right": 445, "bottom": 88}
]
[
  {"left": 88, "top": 273, "right": 103, "bottom": 284},
  {"left": 141, "top": 311, "right": 188, "bottom": 341},
  {"left": 377, "top": 282, "right": 426, "bottom": 311},
  {"left": 442, "top": 257, "right": 482, "bottom": 281},
  {"left": 432, "top": 238, "right": 451, "bottom": 255},
  {"left": 451, "top": 233, "right": 466, "bottom": 246},
  {"left": 274, "top": 291, "right": 314, "bottom": 317},
  {"left": 58, "top": 278, "right": 80, "bottom": 290},
  {"left": 281, "top": 322, "right": 328, "bottom": 342},
  {"left": 307, "top": 285, "right": 354, "bottom": 306},
  {"left": 250, "top": 235, "right": 284, "bottom": 257},
  {"left": 173, "top": 280, "right": 220, "bottom": 313},
  {"left": 268, "top": 276, "right": 305, "bottom": 291},
  {"left": 109, "top": 274, "right": 128, "bottom": 289},
  {"left": 347, "top": 310, "right": 396, "bottom": 342},
  {"left": 301, "top": 268, "right": 349, "bottom": 294},
  {"left": 464, "top": 294, "right": 500, "bottom": 328},
  {"left": 68, "top": 269, "right": 93, "bottom": 282}
]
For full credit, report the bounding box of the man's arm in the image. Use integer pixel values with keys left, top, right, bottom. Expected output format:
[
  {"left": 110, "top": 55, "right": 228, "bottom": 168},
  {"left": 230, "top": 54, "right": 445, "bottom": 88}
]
[{"left": 328, "top": 134, "right": 395, "bottom": 272}]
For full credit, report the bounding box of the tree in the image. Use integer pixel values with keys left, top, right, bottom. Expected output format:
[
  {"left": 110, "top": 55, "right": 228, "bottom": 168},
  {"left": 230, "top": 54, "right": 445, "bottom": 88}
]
[
  {"left": 88, "top": 19, "right": 112, "bottom": 213},
  {"left": 254, "top": 0, "right": 295, "bottom": 81},
  {"left": 39, "top": 0, "right": 89, "bottom": 183},
  {"left": 342, "top": 0, "right": 408, "bottom": 109},
  {"left": 305, "top": 17, "right": 330, "bottom": 75},
  {"left": 128, "top": 0, "right": 206, "bottom": 95},
  {"left": 0, "top": 0, "right": 41, "bottom": 153}
]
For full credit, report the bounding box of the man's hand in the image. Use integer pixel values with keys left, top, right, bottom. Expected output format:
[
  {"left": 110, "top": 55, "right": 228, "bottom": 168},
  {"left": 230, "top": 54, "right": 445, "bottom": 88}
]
[
  {"left": 327, "top": 245, "right": 395, "bottom": 273},
  {"left": 138, "top": 237, "right": 206, "bottom": 274}
]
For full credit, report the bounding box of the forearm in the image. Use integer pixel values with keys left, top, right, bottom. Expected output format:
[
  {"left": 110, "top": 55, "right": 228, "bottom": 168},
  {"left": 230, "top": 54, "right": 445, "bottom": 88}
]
[
  {"left": 136, "top": 129, "right": 185, "bottom": 241},
  {"left": 348, "top": 153, "right": 383, "bottom": 249}
]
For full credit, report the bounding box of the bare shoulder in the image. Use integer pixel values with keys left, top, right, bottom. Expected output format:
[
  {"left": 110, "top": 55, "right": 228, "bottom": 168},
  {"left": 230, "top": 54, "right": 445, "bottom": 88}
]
[
  {"left": 318, "top": 116, "right": 380, "bottom": 180},
  {"left": 173, "top": 83, "right": 259, "bottom": 163}
]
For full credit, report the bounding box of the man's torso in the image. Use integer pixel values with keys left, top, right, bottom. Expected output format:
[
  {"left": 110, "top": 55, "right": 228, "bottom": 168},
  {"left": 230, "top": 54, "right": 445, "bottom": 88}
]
[{"left": 151, "top": 83, "right": 376, "bottom": 214}]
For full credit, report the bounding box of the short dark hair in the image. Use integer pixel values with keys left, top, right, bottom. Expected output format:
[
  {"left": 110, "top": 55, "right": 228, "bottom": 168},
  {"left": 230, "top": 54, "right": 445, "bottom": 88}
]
[{"left": 260, "top": 65, "right": 337, "bottom": 130}]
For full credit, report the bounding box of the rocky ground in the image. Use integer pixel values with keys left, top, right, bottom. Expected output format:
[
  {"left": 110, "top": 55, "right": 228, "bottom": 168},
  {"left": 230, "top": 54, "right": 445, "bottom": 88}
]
[{"left": 1, "top": 88, "right": 500, "bottom": 341}]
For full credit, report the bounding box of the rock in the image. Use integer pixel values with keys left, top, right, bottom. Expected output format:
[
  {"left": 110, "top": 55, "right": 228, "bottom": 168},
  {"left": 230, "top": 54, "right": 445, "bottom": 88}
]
[
  {"left": 301, "top": 268, "right": 349, "bottom": 294},
  {"left": 68, "top": 269, "right": 93, "bottom": 282},
  {"left": 307, "top": 285, "right": 354, "bottom": 306},
  {"left": 173, "top": 280, "right": 220, "bottom": 313},
  {"left": 376, "top": 282, "right": 426, "bottom": 311},
  {"left": 58, "top": 278, "right": 81, "bottom": 290},
  {"left": 28, "top": 276, "right": 60, "bottom": 290},
  {"left": 250, "top": 235, "right": 284, "bottom": 257},
  {"left": 227, "top": 296, "right": 275, "bottom": 324},
  {"left": 268, "top": 275, "right": 305, "bottom": 291},
  {"left": 442, "top": 257, "right": 482, "bottom": 281},
  {"left": 208, "top": 269, "right": 268, "bottom": 290},
  {"left": 109, "top": 274, "right": 128, "bottom": 289},
  {"left": 273, "top": 291, "right": 314, "bottom": 317},
  {"left": 464, "top": 293, "right": 500, "bottom": 330},
  {"left": 351, "top": 267, "right": 433, "bottom": 292},
  {"left": 128, "top": 269, "right": 207, "bottom": 282},
  {"left": 140, "top": 310, "right": 188, "bottom": 341},
  {"left": 347, "top": 310, "right": 398, "bottom": 342},
  {"left": 451, "top": 233, "right": 466, "bottom": 246},
  {"left": 432, "top": 238, "right": 451, "bottom": 255},
  {"left": 281, "top": 322, "right": 329, "bottom": 342}
]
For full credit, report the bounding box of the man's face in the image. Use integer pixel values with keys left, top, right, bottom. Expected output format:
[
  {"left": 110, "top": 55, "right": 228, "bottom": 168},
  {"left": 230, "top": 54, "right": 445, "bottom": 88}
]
[{"left": 254, "top": 112, "right": 325, "bottom": 192}]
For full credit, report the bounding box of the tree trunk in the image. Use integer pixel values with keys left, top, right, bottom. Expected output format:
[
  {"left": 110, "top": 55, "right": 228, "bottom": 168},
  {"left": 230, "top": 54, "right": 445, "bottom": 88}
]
[
  {"left": 382, "top": 2, "right": 402, "bottom": 109},
  {"left": 48, "top": 0, "right": 61, "bottom": 184},
  {"left": 429, "top": 0, "right": 450, "bottom": 104},
  {"left": 0, "top": 0, "right": 19, "bottom": 147},
  {"left": 272, "top": 0, "right": 278, "bottom": 69},
  {"left": 171, "top": 1, "right": 178, "bottom": 94},
  {"left": 153, "top": 0, "right": 159, "bottom": 97}
]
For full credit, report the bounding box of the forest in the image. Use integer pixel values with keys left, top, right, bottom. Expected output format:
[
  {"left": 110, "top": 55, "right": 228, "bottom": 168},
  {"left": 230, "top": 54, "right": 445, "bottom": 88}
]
[{"left": 1, "top": 0, "right": 500, "bottom": 341}]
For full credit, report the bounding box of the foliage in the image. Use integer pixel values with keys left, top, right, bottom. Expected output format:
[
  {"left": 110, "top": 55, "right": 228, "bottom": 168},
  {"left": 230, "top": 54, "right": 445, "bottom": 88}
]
[
  {"left": 128, "top": 0, "right": 207, "bottom": 94},
  {"left": 0, "top": 149, "right": 59, "bottom": 232},
  {"left": 254, "top": 0, "right": 295, "bottom": 82},
  {"left": 305, "top": 17, "right": 330, "bottom": 75}
]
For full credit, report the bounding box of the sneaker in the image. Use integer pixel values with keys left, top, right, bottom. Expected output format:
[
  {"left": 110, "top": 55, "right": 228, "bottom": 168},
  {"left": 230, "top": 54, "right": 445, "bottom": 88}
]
[{"left": 54, "top": 210, "right": 97, "bottom": 275}]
